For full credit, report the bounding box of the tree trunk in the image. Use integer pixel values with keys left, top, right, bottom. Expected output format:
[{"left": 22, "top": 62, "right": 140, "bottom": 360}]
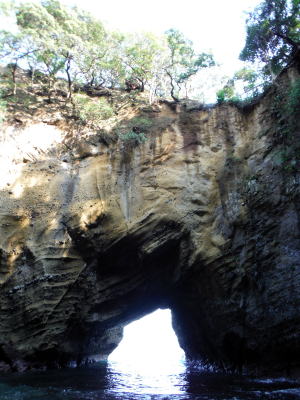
[
  {"left": 11, "top": 63, "right": 17, "bottom": 95},
  {"left": 166, "top": 71, "right": 179, "bottom": 102},
  {"left": 65, "top": 57, "right": 73, "bottom": 100},
  {"left": 137, "top": 78, "right": 145, "bottom": 92},
  {"left": 47, "top": 77, "right": 53, "bottom": 103},
  {"left": 89, "top": 74, "right": 95, "bottom": 87}
]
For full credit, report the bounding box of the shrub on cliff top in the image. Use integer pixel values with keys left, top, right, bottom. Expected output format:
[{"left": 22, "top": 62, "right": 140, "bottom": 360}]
[
  {"left": 118, "top": 130, "right": 147, "bottom": 145},
  {"left": 73, "top": 94, "right": 114, "bottom": 125}
]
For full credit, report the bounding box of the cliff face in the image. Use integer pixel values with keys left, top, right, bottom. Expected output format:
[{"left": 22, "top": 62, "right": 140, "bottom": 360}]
[{"left": 0, "top": 67, "right": 299, "bottom": 374}]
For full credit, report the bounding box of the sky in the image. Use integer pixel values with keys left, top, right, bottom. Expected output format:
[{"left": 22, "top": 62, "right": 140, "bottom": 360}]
[
  {"left": 108, "top": 309, "right": 186, "bottom": 394},
  {"left": 60, "top": 0, "right": 261, "bottom": 72},
  {"left": 109, "top": 309, "right": 185, "bottom": 370}
]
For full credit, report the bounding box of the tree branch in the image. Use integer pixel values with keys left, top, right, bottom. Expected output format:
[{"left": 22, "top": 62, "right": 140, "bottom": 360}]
[
  {"left": 165, "top": 70, "right": 179, "bottom": 102},
  {"left": 273, "top": 31, "right": 299, "bottom": 50}
]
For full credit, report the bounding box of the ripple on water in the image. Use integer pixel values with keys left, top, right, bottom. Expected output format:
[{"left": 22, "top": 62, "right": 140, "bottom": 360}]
[{"left": 0, "top": 363, "right": 300, "bottom": 400}]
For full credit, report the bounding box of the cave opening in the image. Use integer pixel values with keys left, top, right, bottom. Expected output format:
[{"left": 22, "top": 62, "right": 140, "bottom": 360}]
[{"left": 108, "top": 308, "right": 185, "bottom": 374}]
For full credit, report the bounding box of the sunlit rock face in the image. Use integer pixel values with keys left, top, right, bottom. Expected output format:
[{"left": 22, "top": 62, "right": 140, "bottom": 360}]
[{"left": 0, "top": 66, "right": 299, "bottom": 374}]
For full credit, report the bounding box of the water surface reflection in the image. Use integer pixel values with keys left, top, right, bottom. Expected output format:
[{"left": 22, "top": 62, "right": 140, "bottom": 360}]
[
  {"left": 106, "top": 358, "right": 186, "bottom": 395},
  {"left": 0, "top": 361, "right": 300, "bottom": 399}
]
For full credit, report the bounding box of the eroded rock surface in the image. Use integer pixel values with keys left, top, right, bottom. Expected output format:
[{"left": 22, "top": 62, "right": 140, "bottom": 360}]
[{"left": 0, "top": 67, "right": 299, "bottom": 374}]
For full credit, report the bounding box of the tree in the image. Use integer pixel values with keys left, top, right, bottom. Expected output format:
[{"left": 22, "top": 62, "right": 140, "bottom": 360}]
[
  {"left": 75, "top": 28, "right": 109, "bottom": 88},
  {"left": 216, "top": 78, "right": 236, "bottom": 104},
  {"left": 233, "top": 67, "right": 262, "bottom": 98},
  {"left": 240, "top": 0, "right": 300, "bottom": 80},
  {"left": 215, "top": 66, "right": 268, "bottom": 103},
  {"left": 0, "top": 0, "right": 217, "bottom": 103},
  {"left": 0, "top": 30, "right": 39, "bottom": 94},
  {"left": 164, "top": 29, "right": 215, "bottom": 101},
  {"left": 1, "top": 0, "right": 100, "bottom": 98},
  {"left": 122, "top": 32, "right": 162, "bottom": 92},
  {"left": 54, "top": 4, "right": 114, "bottom": 93},
  {"left": 0, "top": 1, "right": 68, "bottom": 95},
  {"left": 32, "top": 0, "right": 87, "bottom": 98}
]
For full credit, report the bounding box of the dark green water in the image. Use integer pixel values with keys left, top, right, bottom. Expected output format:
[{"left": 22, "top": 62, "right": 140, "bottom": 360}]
[{"left": 0, "top": 361, "right": 300, "bottom": 400}]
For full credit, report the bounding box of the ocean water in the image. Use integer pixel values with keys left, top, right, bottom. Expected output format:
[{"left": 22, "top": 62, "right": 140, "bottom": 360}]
[
  {"left": 0, "top": 310, "right": 299, "bottom": 399},
  {"left": 0, "top": 360, "right": 300, "bottom": 400}
]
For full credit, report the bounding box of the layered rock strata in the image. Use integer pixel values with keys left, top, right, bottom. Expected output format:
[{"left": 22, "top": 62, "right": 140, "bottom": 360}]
[{"left": 0, "top": 66, "right": 299, "bottom": 374}]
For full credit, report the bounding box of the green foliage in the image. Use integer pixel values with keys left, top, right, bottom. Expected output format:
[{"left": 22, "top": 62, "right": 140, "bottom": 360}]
[
  {"left": 164, "top": 28, "right": 215, "bottom": 101},
  {"left": 126, "top": 116, "right": 152, "bottom": 132},
  {"left": 216, "top": 81, "right": 235, "bottom": 104},
  {"left": 234, "top": 67, "right": 257, "bottom": 83},
  {"left": 215, "top": 65, "right": 273, "bottom": 104},
  {"left": 285, "top": 78, "right": 300, "bottom": 117},
  {"left": 122, "top": 32, "right": 162, "bottom": 91},
  {"left": 0, "top": 1, "right": 216, "bottom": 102},
  {"left": 73, "top": 94, "right": 114, "bottom": 125},
  {"left": 116, "top": 116, "right": 151, "bottom": 146},
  {"left": 216, "top": 80, "right": 245, "bottom": 104},
  {"left": 240, "top": 0, "right": 300, "bottom": 80},
  {"left": 118, "top": 130, "right": 147, "bottom": 144},
  {"left": 269, "top": 78, "right": 300, "bottom": 172},
  {"left": 233, "top": 67, "right": 264, "bottom": 99},
  {"left": 0, "top": 0, "right": 111, "bottom": 97},
  {"left": 216, "top": 65, "right": 270, "bottom": 104},
  {"left": 272, "top": 79, "right": 300, "bottom": 136},
  {"left": 216, "top": 89, "right": 225, "bottom": 104}
]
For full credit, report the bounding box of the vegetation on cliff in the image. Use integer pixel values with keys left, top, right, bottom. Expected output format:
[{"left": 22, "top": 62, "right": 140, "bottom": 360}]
[
  {"left": 217, "top": 0, "right": 300, "bottom": 103},
  {"left": 240, "top": 0, "right": 300, "bottom": 79},
  {"left": 0, "top": 0, "right": 299, "bottom": 124},
  {"left": 0, "top": 0, "right": 215, "bottom": 103}
]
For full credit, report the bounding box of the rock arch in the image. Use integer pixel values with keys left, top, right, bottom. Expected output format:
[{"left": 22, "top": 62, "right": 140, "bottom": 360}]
[{"left": 0, "top": 69, "right": 300, "bottom": 374}]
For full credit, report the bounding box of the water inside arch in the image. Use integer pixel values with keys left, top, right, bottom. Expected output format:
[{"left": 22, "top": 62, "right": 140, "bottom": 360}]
[{"left": 107, "top": 308, "right": 186, "bottom": 395}]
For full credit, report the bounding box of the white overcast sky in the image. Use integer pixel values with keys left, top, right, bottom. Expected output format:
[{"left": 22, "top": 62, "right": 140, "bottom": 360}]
[{"left": 61, "top": 0, "right": 261, "bottom": 70}]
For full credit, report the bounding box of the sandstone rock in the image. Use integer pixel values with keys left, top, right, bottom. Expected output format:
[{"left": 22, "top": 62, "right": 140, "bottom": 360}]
[{"left": 0, "top": 67, "right": 299, "bottom": 374}]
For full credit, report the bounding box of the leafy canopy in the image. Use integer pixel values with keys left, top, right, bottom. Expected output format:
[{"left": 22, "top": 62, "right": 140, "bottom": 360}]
[
  {"left": 0, "top": 0, "right": 216, "bottom": 101},
  {"left": 164, "top": 28, "right": 215, "bottom": 100},
  {"left": 240, "top": 0, "right": 300, "bottom": 78}
]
